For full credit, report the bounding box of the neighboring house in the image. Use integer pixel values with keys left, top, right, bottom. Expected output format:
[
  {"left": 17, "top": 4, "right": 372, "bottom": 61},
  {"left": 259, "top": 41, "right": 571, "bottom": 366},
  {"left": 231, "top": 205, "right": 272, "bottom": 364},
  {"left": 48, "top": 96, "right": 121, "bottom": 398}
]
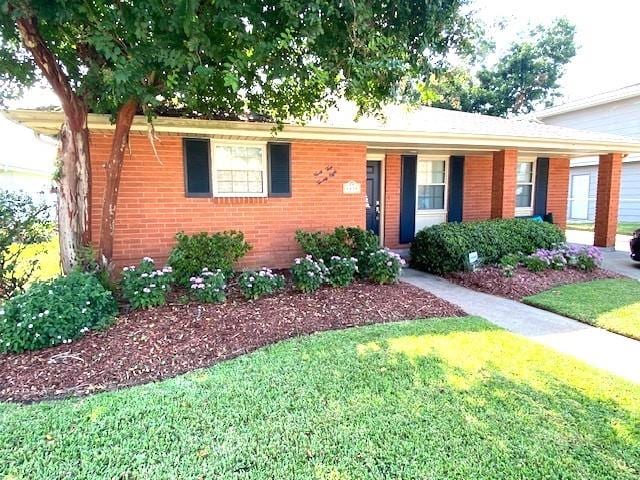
[
  {"left": 528, "top": 83, "right": 640, "bottom": 223},
  {"left": 7, "top": 104, "right": 640, "bottom": 268},
  {"left": 0, "top": 114, "right": 56, "bottom": 205}
]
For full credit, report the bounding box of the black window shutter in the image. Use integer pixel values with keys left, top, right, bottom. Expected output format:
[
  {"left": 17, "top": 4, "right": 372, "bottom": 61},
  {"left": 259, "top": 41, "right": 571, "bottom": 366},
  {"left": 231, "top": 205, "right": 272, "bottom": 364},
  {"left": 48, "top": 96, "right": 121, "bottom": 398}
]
[
  {"left": 183, "top": 138, "right": 211, "bottom": 196},
  {"left": 447, "top": 156, "right": 465, "bottom": 223},
  {"left": 533, "top": 157, "right": 549, "bottom": 216},
  {"left": 400, "top": 155, "right": 417, "bottom": 243},
  {"left": 268, "top": 143, "right": 291, "bottom": 197}
]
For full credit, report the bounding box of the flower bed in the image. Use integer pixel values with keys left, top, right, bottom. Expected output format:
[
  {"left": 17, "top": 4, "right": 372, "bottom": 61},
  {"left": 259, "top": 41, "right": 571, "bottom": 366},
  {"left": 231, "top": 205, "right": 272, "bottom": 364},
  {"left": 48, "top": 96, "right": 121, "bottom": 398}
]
[
  {"left": 448, "top": 266, "right": 619, "bottom": 300},
  {"left": 0, "top": 281, "right": 464, "bottom": 402}
]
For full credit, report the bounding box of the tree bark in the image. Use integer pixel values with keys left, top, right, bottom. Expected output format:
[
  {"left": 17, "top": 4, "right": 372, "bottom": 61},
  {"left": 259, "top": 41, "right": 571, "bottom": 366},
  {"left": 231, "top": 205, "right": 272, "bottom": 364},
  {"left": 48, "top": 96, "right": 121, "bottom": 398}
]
[
  {"left": 15, "top": 14, "right": 91, "bottom": 273},
  {"left": 98, "top": 98, "right": 139, "bottom": 273}
]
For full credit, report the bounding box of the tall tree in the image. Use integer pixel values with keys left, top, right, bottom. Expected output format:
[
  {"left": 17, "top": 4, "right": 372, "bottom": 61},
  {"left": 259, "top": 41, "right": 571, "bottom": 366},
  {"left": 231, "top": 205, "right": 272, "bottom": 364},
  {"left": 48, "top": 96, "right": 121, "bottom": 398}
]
[
  {"left": 0, "top": 0, "right": 476, "bottom": 272},
  {"left": 423, "top": 17, "right": 576, "bottom": 117}
]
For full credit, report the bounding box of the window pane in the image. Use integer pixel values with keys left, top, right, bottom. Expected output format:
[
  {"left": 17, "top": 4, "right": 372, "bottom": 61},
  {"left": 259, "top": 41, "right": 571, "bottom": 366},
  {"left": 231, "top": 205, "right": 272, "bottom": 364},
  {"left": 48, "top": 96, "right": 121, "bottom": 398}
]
[
  {"left": 217, "top": 170, "right": 232, "bottom": 182},
  {"left": 517, "top": 162, "right": 533, "bottom": 183},
  {"left": 218, "top": 181, "right": 233, "bottom": 193},
  {"left": 418, "top": 185, "right": 445, "bottom": 210},
  {"left": 516, "top": 185, "right": 533, "bottom": 208},
  {"left": 215, "top": 144, "right": 264, "bottom": 194},
  {"left": 232, "top": 170, "right": 248, "bottom": 182},
  {"left": 418, "top": 160, "right": 445, "bottom": 184}
]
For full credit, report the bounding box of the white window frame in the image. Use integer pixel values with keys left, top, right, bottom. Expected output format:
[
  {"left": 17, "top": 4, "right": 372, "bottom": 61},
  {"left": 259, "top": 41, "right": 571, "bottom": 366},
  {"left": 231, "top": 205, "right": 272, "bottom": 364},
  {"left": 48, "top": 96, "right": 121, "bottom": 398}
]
[
  {"left": 515, "top": 157, "right": 536, "bottom": 216},
  {"left": 211, "top": 140, "right": 268, "bottom": 198},
  {"left": 416, "top": 155, "right": 448, "bottom": 215}
]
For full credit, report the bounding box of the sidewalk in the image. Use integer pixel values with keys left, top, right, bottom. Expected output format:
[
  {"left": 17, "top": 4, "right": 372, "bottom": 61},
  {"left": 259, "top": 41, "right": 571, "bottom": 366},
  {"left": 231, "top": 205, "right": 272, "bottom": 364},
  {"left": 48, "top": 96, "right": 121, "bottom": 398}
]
[{"left": 402, "top": 268, "right": 640, "bottom": 383}]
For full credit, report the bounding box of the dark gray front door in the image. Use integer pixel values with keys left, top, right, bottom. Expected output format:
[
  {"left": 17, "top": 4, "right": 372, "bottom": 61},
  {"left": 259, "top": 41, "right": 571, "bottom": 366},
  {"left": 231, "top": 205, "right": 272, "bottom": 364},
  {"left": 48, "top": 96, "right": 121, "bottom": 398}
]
[{"left": 366, "top": 161, "right": 381, "bottom": 235}]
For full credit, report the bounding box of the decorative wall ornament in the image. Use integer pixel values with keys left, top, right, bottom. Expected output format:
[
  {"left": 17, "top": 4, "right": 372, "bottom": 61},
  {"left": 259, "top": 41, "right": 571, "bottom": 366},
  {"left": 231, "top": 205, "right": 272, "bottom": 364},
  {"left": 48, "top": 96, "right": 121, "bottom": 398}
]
[{"left": 314, "top": 165, "right": 337, "bottom": 184}]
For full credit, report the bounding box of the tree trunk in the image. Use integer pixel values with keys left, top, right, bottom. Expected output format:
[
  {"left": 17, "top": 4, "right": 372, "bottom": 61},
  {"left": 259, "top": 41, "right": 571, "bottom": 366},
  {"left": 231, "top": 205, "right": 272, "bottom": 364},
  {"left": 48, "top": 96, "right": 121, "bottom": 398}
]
[
  {"left": 15, "top": 14, "right": 91, "bottom": 273},
  {"left": 57, "top": 120, "right": 91, "bottom": 273},
  {"left": 98, "top": 98, "right": 139, "bottom": 273}
]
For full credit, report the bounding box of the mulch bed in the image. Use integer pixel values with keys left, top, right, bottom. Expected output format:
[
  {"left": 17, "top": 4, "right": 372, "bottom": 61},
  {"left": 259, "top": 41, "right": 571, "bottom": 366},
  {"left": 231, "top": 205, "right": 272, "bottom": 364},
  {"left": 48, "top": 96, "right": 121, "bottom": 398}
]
[
  {"left": 0, "top": 282, "right": 464, "bottom": 403},
  {"left": 448, "top": 266, "right": 620, "bottom": 300}
]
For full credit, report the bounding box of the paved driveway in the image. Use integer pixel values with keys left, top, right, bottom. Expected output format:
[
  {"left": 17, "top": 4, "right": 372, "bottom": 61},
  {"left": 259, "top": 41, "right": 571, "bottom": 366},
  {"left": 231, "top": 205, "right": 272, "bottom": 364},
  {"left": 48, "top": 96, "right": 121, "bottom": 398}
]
[{"left": 565, "top": 229, "right": 640, "bottom": 279}]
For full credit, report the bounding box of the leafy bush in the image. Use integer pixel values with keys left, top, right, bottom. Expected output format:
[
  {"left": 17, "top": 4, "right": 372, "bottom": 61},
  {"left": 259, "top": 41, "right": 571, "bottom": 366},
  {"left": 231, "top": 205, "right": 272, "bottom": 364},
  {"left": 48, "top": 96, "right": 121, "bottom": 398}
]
[
  {"left": 499, "top": 253, "right": 521, "bottom": 277},
  {"left": 295, "top": 226, "right": 378, "bottom": 275},
  {"left": 0, "top": 189, "right": 54, "bottom": 299},
  {"left": 168, "top": 231, "right": 251, "bottom": 285},
  {"left": 522, "top": 255, "right": 548, "bottom": 273},
  {"left": 0, "top": 271, "right": 117, "bottom": 353},
  {"left": 327, "top": 256, "right": 359, "bottom": 287},
  {"left": 189, "top": 268, "right": 226, "bottom": 303},
  {"left": 411, "top": 219, "right": 565, "bottom": 274},
  {"left": 121, "top": 258, "right": 173, "bottom": 309},
  {"left": 563, "top": 245, "right": 603, "bottom": 271},
  {"left": 367, "top": 249, "right": 405, "bottom": 284},
  {"left": 291, "top": 255, "right": 329, "bottom": 293},
  {"left": 238, "top": 267, "right": 285, "bottom": 300}
]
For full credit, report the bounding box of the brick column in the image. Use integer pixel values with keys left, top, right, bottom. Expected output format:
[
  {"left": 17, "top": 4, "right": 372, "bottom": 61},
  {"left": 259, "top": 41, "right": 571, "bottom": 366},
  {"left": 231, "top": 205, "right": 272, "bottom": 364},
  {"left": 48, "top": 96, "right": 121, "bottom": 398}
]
[
  {"left": 547, "top": 157, "right": 570, "bottom": 229},
  {"left": 383, "top": 154, "right": 405, "bottom": 248},
  {"left": 594, "top": 153, "right": 623, "bottom": 248},
  {"left": 491, "top": 149, "right": 518, "bottom": 218}
]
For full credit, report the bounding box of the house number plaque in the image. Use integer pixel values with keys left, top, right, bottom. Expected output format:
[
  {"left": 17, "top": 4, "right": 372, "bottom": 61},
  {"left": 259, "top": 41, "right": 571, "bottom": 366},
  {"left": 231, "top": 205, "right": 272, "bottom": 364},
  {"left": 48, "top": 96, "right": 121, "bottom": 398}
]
[{"left": 343, "top": 180, "right": 361, "bottom": 194}]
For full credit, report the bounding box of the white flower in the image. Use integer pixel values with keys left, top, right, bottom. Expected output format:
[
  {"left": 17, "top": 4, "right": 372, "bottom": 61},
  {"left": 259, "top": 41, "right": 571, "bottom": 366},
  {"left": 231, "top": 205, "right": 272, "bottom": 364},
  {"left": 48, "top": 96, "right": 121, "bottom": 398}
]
[
  {"left": 249, "top": 276, "right": 255, "bottom": 282},
  {"left": 16, "top": 322, "right": 22, "bottom": 328},
  {"left": 44, "top": 310, "right": 49, "bottom": 315},
  {"left": 38, "top": 313, "right": 43, "bottom": 318},
  {"left": 123, "top": 267, "right": 129, "bottom": 272},
  {"left": 0, "top": 309, "right": 4, "bottom": 316},
  {"left": 149, "top": 284, "right": 156, "bottom": 288},
  {"left": 143, "top": 256, "right": 154, "bottom": 263},
  {"left": 81, "top": 308, "right": 87, "bottom": 314},
  {"left": 35, "top": 333, "right": 40, "bottom": 338},
  {"left": 86, "top": 301, "right": 91, "bottom": 305},
  {"left": 141, "top": 273, "right": 149, "bottom": 278},
  {"left": 143, "top": 287, "right": 151, "bottom": 293},
  {"left": 191, "top": 284, "right": 197, "bottom": 289},
  {"left": 48, "top": 290, "right": 54, "bottom": 295},
  {"left": 295, "top": 258, "right": 301, "bottom": 265},
  {"left": 386, "top": 261, "right": 392, "bottom": 267},
  {"left": 28, "top": 324, "right": 33, "bottom": 329},
  {"left": 202, "top": 267, "right": 209, "bottom": 272}
]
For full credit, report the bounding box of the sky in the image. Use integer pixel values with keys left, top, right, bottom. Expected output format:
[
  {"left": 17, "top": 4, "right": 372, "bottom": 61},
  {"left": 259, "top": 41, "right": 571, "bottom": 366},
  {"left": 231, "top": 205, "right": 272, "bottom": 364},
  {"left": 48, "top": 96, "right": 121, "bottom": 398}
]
[{"left": 6, "top": 0, "right": 640, "bottom": 111}]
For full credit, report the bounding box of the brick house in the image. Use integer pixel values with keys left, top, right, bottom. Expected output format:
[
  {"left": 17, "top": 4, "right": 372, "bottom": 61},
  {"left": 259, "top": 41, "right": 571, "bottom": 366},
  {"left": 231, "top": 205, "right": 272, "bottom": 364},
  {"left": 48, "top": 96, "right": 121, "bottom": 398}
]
[{"left": 7, "top": 104, "right": 640, "bottom": 268}]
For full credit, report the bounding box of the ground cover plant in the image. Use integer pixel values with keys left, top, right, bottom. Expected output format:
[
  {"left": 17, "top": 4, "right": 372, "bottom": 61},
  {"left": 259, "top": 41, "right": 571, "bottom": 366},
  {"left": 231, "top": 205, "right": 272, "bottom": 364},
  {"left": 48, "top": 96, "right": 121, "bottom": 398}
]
[
  {"left": 190, "top": 268, "right": 227, "bottom": 304},
  {"left": 0, "top": 282, "right": 461, "bottom": 402},
  {"left": 524, "top": 278, "right": 640, "bottom": 339},
  {"left": 0, "top": 271, "right": 117, "bottom": 354},
  {"left": 237, "top": 268, "right": 284, "bottom": 300},
  {"left": 121, "top": 258, "right": 174, "bottom": 310},
  {"left": 411, "top": 218, "right": 565, "bottom": 274},
  {"left": 1, "top": 317, "right": 639, "bottom": 479}
]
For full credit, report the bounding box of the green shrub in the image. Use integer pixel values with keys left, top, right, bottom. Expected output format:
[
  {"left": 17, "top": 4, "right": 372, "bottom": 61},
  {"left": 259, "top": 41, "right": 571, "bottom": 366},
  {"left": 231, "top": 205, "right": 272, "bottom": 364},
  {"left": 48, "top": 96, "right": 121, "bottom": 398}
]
[
  {"left": 295, "top": 226, "right": 378, "bottom": 275},
  {"left": 410, "top": 219, "right": 565, "bottom": 274},
  {"left": 1, "top": 189, "right": 54, "bottom": 299},
  {"left": 0, "top": 271, "right": 117, "bottom": 353},
  {"left": 291, "top": 255, "right": 328, "bottom": 293},
  {"left": 168, "top": 231, "right": 251, "bottom": 285},
  {"left": 499, "top": 253, "right": 521, "bottom": 277},
  {"left": 189, "top": 268, "right": 227, "bottom": 304},
  {"left": 522, "top": 255, "right": 548, "bottom": 273},
  {"left": 237, "top": 268, "right": 285, "bottom": 300},
  {"left": 367, "top": 249, "right": 405, "bottom": 284},
  {"left": 121, "top": 258, "right": 174, "bottom": 309},
  {"left": 327, "top": 256, "right": 359, "bottom": 287}
]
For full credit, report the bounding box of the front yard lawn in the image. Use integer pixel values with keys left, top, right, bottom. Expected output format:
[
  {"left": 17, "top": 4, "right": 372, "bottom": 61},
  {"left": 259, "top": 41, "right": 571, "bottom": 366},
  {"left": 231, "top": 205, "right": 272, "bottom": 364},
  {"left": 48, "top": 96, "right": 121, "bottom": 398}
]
[
  {"left": 568, "top": 222, "right": 640, "bottom": 236},
  {"left": 524, "top": 278, "right": 640, "bottom": 340},
  {"left": 2, "top": 316, "right": 639, "bottom": 479}
]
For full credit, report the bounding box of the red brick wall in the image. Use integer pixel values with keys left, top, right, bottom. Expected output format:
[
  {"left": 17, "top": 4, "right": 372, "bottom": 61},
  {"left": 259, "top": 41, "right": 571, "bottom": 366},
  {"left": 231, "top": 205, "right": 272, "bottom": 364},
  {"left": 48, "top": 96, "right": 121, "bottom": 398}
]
[
  {"left": 491, "top": 149, "right": 518, "bottom": 218},
  {"left": 463, "top": 155, "right": 493, "bottom": 221},
  {"left": 594, "top": 153, "right": 623, "bottom": 247},
  {"left": 89, "top": 133, "right": 367, "bottom": 268},
  {"left": 547, "top": 157, "right": 570, "bottom": 229},
  {"left": 383, "top": 153, "right": 410, "bottom": 249}
]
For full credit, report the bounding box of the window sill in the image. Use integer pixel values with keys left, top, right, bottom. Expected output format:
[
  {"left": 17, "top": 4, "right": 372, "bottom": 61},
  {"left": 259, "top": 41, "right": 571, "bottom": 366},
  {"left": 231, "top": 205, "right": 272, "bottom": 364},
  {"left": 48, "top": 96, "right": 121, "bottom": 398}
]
[
  {"left": 515, "top": 207, "right": 534, "bottom": 217},
  {"left": 416, "top": 209, "right": 447, "bottom": 216}
]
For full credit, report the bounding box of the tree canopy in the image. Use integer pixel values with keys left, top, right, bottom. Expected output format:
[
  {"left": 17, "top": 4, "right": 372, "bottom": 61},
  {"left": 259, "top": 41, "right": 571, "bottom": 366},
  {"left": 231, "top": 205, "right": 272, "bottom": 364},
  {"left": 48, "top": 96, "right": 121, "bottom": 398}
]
[{"left": 423, "top": 17, "right": 576, "bottom": 117}]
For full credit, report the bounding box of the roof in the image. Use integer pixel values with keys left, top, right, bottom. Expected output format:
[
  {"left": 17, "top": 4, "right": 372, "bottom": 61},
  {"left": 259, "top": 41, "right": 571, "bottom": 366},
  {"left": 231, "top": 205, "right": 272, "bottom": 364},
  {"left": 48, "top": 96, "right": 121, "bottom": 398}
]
[
  {"left": 5, "top": 103, "right": 640, "bottom": 158},
  {"left": 527, "top": 83, "right": 640, "bottom": 120}
]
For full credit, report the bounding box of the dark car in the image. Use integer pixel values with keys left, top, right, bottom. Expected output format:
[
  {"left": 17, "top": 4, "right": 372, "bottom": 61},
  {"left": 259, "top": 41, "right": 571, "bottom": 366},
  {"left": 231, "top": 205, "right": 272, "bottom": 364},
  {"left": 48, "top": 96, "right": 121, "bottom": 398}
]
[{"left": 632, "top": 229, "right": 640, "bottom": 261}]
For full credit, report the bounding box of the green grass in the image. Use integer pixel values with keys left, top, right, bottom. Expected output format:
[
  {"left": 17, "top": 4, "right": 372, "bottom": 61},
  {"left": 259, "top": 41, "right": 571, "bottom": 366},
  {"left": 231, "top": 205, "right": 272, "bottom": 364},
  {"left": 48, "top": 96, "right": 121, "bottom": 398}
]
[
  {"left": 2, "top": 316, "right": 639, "bottom": 479},
  {"left": 524, "top": 279, "right": 640, "bottom": 340},
  {"left": 567, "top": 222, "right": 640, "bottom": 236},
  {"left": 10, "top": 236, "right": 61, "bottom": 282}
]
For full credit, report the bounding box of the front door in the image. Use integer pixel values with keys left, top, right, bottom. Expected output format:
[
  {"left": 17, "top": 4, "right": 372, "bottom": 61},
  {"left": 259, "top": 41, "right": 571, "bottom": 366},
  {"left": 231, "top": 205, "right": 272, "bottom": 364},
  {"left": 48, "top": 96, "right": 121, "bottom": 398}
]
[
  {"left": 366, "top": 161, "right": 381, "bottom": 235},
  {"left": 569, "top": 174, "right": 590, "bottom": 220}
]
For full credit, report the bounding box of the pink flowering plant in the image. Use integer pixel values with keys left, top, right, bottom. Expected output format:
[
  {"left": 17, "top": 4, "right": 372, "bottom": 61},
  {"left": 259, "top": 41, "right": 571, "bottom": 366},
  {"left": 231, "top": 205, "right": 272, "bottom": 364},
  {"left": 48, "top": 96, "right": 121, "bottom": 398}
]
[
  {"left": 367, "top": 249, "right": 405, "bottom": 284},
  {"left": 189, "top": 268, "right": 226, "bottom": 303},
  {"left": 238, "top": 267, "right": 285, "bottom": 300},
  {"left": 121, "top": 257, "right": 173, "bottom": 310},
  {"left": 327, "top": 256, "right": 359, "bottom": 287},
  {"left": 291, "top": 255, "right": 329, "bottom": 293},
  {"left": 561, "top": 245, "right": 603, "bottom": 271},
  {"left": 0, "top": 271, "right": 117, "bottom": 353},
  {"left": 514, "top": 244, "right": 603, "bottom": 274}
]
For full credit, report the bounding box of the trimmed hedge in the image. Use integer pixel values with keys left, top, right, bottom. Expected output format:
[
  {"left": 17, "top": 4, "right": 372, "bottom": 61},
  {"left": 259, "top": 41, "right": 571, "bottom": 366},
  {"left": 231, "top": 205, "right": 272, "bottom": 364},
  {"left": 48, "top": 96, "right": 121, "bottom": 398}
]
[{"left": 410, "top": 219, "right": 566, "bottom": 274}]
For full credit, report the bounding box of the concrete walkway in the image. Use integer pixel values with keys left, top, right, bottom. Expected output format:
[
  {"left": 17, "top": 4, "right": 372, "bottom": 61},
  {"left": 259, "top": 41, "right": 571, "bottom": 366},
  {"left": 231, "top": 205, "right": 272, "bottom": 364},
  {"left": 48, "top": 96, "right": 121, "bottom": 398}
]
[{"left": 402, "top": 268, "right": 640, "bottom": 384}]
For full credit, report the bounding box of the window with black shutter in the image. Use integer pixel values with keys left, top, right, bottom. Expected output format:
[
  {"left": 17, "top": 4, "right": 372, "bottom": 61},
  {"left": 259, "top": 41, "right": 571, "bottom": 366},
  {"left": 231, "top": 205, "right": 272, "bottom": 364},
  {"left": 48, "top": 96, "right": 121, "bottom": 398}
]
[
  {"left": 268, "top": 143, "right": 291, "bottom": 197},
  {"left": 183, "top": 138, "right": 211, "bottom": 196}
]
